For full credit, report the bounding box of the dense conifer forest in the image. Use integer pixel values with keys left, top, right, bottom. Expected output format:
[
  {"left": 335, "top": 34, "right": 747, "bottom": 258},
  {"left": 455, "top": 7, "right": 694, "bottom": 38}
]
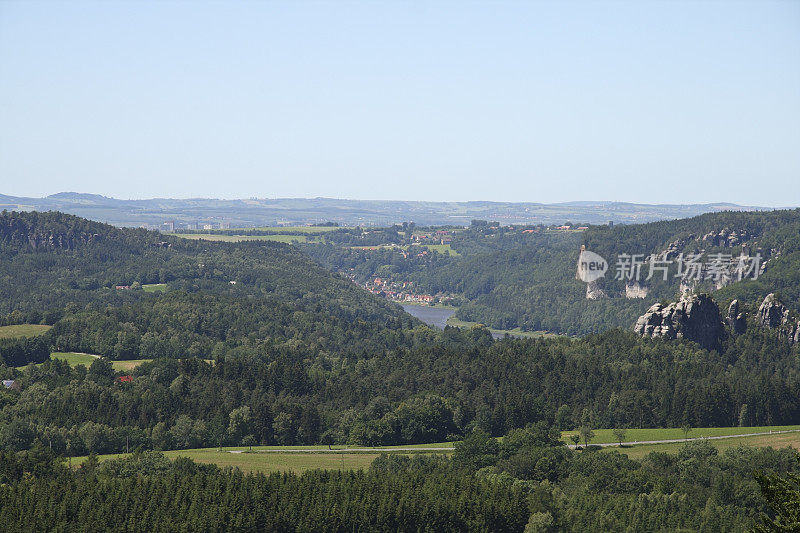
[{"left": 0, "top": 434, "right": 796, "bottom": 532}]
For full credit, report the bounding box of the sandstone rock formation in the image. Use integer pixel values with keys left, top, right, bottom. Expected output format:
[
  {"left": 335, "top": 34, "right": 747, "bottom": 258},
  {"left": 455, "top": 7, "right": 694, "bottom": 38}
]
[
  {"left": 701, "top": 229, "right": 751, "bottom": 248},
  {"left": 726, "top": 299, "right": 746, "bottom": 335},
  {"left": 625, "top": 281, "right": 649, "bottom": 299},
  {"left": 757, "top": 293, "right": 800, "bottom": 345},
  {"left": 634, "top": 293, "right": 722, "bottom": 350}
]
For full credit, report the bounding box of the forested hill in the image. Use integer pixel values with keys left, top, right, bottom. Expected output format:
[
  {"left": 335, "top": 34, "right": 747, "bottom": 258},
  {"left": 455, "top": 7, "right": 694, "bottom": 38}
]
[
  {"left": 2, "top": 211, "right": 800, "bottom": 460},
  {"left": 0, "top": 210, "right": 424, "bottom": 360},
  {"left": 414, "top": 209, "right": 800, "bottom": 335}
]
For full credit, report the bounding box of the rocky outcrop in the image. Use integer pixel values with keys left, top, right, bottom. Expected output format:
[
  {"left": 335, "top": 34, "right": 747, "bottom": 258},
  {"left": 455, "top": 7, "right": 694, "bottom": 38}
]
[
  {"left": 679, "top": 280, "right": 697, "bottom": 296},
  {"left": 727, "top": 299, "right": 746, "bottom": 335},
  {"left": 702, "top": 229, "right": 751, "bottom": 248},
  {"left": 625, "top": 281, "right": 649, "bottom": 299},
  {"left": 634, "top": 293, "right": 723, "bottom": 350},
  {"left": 757, "top": 294, "right": 788, "bottom": 328},
  {"left": 662, "top": 235, "right": 695, "bottom": 259},
  {"left": 25, "top": 232, "right": 103, "bottom": 250},
  {"left": 585, "top": 280, "right": 606, "bottom": 300},
  {"left": 757, "top": 294, "right": 800, "bottom": 345}
]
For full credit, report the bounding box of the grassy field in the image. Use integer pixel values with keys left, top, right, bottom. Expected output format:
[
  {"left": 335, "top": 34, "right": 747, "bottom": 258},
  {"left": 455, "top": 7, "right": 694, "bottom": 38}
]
[
  {"left": 0, "top": 324, "right": 52, "bottom": 339},
  {"left": 419, "top": 244, "right": 460, "bottom": 256},
  {"left": 50, "top": 352, "right": 99, "bottom": 367},
  {"left": 609, "top": 431, "right": 800, "bottom": 460},
  {"left": 68, "top": 427, "right": 800, "bottom": 474},
  {"left": 111, "top": 359, "right": 152, "bottom": 372},
  {"left": 562, "top": 425, "right": 800, "bottom": 445},
  {"left": 142, "top": 283, "right": 168, "bottom": 292},
  {"left": 445, "top": 316, "right": 556, "bottom": 339},
  {"left": 72, "top": 443, "right": 452, "bottom": 474},
  {"left": 48, "top": 353, "right": 152, "bottom": 372}
]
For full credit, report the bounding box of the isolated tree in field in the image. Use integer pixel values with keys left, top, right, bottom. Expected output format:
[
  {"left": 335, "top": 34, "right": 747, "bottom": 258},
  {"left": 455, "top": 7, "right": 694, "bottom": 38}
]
[
  {"left": 681, "top": 424, "right": 692, "bottom": 440},
  {"left": 612, "top": 427, "right": 627, "bottom": 446},
  {"left": 569, "top": 434, "right": 580, "bottom": 448},
  {"left": 579, "top": 426, "right": 594, "bottom": 448}
]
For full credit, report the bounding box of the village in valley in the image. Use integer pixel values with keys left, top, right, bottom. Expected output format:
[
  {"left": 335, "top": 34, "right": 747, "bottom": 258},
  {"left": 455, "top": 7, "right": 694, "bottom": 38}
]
[{"left": 338, "top": 223, "right": 592, "bottom": 307}]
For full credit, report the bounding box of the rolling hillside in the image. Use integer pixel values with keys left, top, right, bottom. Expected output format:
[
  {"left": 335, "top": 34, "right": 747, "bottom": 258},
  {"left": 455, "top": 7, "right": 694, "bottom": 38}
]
[
  {"left": 420, "top": 209, "right": 800, "bottom": 335},
  {"left": 0, "top": 211, "right": 425, "bottom": 361}
]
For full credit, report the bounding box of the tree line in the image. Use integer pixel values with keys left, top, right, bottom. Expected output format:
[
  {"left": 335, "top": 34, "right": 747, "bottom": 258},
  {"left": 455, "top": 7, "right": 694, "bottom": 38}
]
[
  {"left": 0, "top": 428, "right": 797, "bottom": 531},
  {"left": 2, "top": 322, "right": 799, "bottom": 455}
]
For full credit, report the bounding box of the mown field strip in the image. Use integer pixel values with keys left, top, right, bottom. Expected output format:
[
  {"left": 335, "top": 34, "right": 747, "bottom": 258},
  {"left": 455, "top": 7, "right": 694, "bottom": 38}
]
[
  {"left": 71, "top": 426, "right": 800, "bottom": 474},
  {"left": 562, "top": 425, "right": 800, "bottom": 444},
  {"left": 0, "top": 324, "right": 52, "bottom": 338}
]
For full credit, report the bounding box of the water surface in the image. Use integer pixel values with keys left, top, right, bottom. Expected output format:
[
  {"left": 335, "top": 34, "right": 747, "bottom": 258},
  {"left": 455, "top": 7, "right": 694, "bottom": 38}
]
[{"left": 401, "top": 304, "right": 455, "bottom": 329}]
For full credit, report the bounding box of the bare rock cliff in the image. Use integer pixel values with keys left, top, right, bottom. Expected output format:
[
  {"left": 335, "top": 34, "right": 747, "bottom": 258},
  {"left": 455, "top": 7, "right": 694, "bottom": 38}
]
[
  {"left": 634, "top": 293, "right": 722, "bottom": 350},
  {"left": 757, "top": 294, "right": 800, "bottom": 345}
]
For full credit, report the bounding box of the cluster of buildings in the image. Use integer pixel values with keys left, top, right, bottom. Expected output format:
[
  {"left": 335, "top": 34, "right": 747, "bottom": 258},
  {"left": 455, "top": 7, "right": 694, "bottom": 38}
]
[
  {"left": 145, "top": 220, "right": 232, "bottom": 232},
  {"left": 410, "top": 230, "right": 453, "bottom": 244},
  {"left": 553, "top": 224, "right": 589, "bottom": 231}
]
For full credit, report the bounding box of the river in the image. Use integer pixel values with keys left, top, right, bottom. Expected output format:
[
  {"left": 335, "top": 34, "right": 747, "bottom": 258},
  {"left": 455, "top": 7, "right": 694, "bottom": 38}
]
[
  {"left": 400, "top": 304, "right": 455, "bottom": 329},
  {"left": 402, "top": 303, "right": 525, "bottom": 339}
]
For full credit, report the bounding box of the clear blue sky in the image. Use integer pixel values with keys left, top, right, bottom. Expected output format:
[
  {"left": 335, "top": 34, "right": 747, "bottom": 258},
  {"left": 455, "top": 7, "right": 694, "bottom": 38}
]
[{"left": 1, "top": 1, "right": 798, "bottom": 205}]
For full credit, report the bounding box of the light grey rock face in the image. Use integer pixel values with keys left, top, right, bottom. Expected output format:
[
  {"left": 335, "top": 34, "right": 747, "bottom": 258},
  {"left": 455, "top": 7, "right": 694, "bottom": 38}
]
[
  {"left": 625, "top": 281, "right": 649, "bottom": 299},
  {"left": 702, "top": 229, "right": 751, "bottom": 248},
  {"left": 758, "top": 294, "right": 789, "bottom": 328},
  {"left": 757, "top": 294, "right": 799, "bottom": 345},
  {"left": 727, "top": 299, "right": 747, "bottom": 335},
  {"left": 634, "top": 294, "right": 722, "bottom": 350}
]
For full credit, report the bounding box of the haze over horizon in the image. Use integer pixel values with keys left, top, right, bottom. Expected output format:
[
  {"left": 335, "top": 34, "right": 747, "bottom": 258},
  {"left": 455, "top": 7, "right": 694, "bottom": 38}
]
[
  {"left": 1, "top": 190, "right": 789, "bottom": 209},
  {"left": 2, "top": 1, "right": 798, "bottom": 205}
]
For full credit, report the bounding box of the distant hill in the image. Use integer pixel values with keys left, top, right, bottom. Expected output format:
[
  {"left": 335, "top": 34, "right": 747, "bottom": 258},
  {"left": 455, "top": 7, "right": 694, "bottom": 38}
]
[{"left": 0, "top": 192, "right": 777, "bottom": 228}]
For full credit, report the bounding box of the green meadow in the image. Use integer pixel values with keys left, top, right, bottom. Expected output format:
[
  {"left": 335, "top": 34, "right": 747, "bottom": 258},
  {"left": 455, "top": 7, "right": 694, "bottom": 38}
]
[
  {"left": 47, "top": 353, "right": 152, "bottom": 372},
  {"left": 445, "top": 316, "right": 555, "bottom": 338},
  {"left": 0, "top": 324, "right": 52, "bottom": 339},
  {"left": 609, "top": 430, "right": 800, "bottom": 460},
  {"left": 68, "top": 426, "right": 800, "bottom": 475},
  {"left": 50, "top": 352, "right": 99, "bottom": 367},
  {"left": 561, "top": 425, "right": 800, "bottom": 445}
]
